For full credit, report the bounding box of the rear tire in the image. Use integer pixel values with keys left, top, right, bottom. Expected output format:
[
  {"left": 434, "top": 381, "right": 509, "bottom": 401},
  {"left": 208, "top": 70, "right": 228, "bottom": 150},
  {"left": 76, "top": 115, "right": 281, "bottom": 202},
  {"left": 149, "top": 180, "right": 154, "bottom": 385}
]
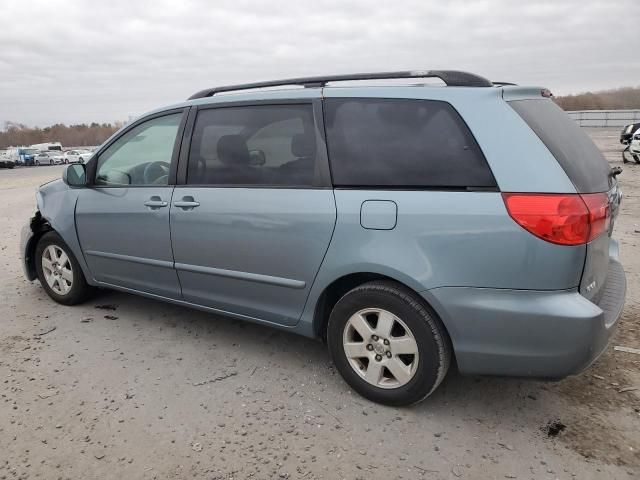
[
  {"left": 327, "top": 280, "right": 451, "bottom": 406},
  {"left": 35, "top": 232, "right": 91, "bottom": 305}
]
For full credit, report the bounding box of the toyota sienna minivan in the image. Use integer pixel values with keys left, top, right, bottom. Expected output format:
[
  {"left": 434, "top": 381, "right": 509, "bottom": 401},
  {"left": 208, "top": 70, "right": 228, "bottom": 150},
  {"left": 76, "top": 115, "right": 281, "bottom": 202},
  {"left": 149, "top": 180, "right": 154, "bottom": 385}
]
[{"left": 21, "top": 70, "right": 626, "bottom": 406}]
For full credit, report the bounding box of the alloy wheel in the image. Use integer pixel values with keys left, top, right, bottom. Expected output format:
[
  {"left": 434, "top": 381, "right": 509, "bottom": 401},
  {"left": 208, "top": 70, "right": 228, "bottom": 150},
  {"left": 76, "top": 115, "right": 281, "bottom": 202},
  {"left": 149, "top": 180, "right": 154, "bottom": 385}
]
[
  {"left": 41, "top": 245, "right": 73, "bottom": 295},
  {"left": 342, "top": 308, "right": 419, "bottom": 389}
]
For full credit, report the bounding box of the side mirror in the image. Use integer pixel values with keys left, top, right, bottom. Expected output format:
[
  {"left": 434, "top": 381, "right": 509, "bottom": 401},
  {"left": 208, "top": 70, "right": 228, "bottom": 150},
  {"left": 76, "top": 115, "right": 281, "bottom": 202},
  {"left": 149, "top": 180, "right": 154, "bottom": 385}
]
[{"left": 62, "top": 163, "right": 86, "bottom": 187}]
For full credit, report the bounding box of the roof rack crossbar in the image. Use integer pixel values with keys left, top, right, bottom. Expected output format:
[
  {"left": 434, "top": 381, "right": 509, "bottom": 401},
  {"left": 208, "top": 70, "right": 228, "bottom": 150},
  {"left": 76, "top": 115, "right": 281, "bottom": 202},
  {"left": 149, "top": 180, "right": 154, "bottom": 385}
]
[{"left": 188, "top": 70, "right": 494, "bottom": 100}]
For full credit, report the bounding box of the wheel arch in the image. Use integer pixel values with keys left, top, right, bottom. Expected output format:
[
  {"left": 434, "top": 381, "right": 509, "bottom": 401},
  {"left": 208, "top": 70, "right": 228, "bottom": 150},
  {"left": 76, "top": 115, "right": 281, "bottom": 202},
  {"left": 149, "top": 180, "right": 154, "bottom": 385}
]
[
  {"left": 23, "top": 211, "right": 54, "bottom": 280},
  {"left": 311, "top": 271, "right": 452, "bottom": 348}
]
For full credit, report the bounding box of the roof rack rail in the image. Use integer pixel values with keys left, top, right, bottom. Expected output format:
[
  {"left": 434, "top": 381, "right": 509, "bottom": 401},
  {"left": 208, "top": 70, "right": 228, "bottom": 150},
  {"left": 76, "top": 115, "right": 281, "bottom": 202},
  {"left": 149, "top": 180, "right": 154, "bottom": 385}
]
[{"left": 188, "top": 70, "right": 494, "bottom": 100}]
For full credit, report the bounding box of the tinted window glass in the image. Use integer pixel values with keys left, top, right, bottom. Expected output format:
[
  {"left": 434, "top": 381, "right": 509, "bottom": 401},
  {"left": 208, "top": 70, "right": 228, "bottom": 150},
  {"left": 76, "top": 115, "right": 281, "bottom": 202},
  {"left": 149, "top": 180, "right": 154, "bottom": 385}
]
[
  {"left": 96, "top": 113, "right": 181, "bottom": 186},
  {"left": 509, "top": 100, "right": 610, "bottom": 193},
  {"left": 187, "top": 105, "right": 317, "bottom": 186},
  {"left": 324, "top": 98, "right": 495, "bottom": 188}
]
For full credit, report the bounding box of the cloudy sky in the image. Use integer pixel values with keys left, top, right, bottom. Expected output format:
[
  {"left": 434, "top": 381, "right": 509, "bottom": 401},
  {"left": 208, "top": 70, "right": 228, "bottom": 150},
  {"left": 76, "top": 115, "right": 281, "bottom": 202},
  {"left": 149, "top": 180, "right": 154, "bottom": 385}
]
[{"left": 1, "top": 0, "right": 638, "bottom": 127}]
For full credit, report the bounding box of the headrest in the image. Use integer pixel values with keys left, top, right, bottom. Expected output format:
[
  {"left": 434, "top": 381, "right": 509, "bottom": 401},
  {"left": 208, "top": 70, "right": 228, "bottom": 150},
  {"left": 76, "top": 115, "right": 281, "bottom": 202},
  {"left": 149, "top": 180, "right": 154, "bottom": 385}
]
[
  {"left": 291, "top": 132, "right": 316, "bottom": 158},
  {"left": 217, "top": 135, "right": 250, "bottom": 165}
]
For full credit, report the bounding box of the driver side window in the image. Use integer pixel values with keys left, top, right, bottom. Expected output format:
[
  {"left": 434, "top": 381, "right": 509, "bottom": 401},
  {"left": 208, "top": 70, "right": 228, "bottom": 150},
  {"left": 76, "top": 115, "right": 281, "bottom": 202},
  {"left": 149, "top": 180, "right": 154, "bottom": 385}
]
[{"left": 95, "top": 113, "right": 182, "bottom": 186}]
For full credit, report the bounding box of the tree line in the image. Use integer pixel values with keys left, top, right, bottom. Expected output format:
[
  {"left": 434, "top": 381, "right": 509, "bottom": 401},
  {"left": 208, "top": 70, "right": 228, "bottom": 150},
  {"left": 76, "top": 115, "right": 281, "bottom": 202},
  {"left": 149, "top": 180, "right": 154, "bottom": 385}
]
[
  {"left": 555, "top": 86, "right": 640, "bottom": 111},
  {"left": 0, "top": 121, "right": 123, "bottom": 149}
]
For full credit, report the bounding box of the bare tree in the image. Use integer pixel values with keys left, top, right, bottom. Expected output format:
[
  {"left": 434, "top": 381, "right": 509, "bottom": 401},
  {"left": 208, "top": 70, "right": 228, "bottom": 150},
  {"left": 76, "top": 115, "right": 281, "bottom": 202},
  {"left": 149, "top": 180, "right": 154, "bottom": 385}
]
[{"left": 555, "top": 86, "right": 640, "bottom": 110}]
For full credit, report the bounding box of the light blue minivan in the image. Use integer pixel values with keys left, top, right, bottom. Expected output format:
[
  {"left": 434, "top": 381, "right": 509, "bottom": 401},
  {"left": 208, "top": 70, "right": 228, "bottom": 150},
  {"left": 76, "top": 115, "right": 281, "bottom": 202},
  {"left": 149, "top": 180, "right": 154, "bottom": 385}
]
[{"left": 21, "top": 71, "right": 626, "bottom": 405}]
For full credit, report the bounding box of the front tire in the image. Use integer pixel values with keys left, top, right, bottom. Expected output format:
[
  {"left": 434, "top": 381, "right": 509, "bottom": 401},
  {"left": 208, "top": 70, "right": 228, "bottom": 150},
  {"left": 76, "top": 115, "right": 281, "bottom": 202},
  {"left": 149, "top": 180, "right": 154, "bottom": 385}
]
[
  {"left": 35, "top": 232, "right": 91, "bottom": 305},
  {"left": 327, "top": 281, "right": 451, "bottom": 406}
]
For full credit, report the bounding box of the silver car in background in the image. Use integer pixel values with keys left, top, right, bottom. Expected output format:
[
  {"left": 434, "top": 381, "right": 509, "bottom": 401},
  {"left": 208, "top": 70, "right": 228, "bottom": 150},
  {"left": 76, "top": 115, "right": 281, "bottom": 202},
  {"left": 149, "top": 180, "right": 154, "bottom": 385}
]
[{"left": 34, "top": 151, "right": 65, "bottom": 165}]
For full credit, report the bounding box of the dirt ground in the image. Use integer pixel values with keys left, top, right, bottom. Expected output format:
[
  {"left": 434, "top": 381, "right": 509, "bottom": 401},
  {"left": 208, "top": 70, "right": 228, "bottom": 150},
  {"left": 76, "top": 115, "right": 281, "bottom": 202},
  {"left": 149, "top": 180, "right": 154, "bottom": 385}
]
[{"left": 0, "top": 129, "right": 638, "bottom": 480}]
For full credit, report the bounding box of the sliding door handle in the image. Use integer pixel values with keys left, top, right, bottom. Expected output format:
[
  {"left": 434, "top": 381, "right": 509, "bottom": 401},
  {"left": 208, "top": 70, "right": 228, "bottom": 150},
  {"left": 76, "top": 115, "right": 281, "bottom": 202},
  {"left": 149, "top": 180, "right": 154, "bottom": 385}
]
[{"left": 144, "top": 196, "right": 168, "bottom": 209}]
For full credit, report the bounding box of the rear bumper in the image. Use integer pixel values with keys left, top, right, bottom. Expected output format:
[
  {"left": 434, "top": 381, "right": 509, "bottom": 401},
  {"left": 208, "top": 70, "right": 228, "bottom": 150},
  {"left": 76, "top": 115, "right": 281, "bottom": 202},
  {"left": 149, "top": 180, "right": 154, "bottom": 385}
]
[{"left": 424, "top": 257, "right": 626, "bottom": 378}]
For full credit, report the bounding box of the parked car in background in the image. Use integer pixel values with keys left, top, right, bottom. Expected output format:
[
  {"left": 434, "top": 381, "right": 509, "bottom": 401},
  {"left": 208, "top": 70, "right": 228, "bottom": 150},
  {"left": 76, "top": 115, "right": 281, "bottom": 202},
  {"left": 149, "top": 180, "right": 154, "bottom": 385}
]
[
  {"left": 622, "top": 123, "right": 640, "bottom": 164},
  {"left": 65, "top": 149, "right": 93, "bottom": 164},
  {"left": 630, "top": 130, "right": 640, "bottom": 156},
  {"left": 18, "top": 148, "right": 40, "bottom": 166},
  {"left": 34, "top": 151, "right": 65, "bottom": 165},
  {"left": 620, "top": 122, "right": 640, "bottom": 145},
  {"left": 0, "top": 147, "right": 14, "bottom": 168},
  {"left": 3, "top": 147, "right": 39, "bottom": 166},
  {"left": 20, "top": 70, "right": 626, "bottom": 406}
]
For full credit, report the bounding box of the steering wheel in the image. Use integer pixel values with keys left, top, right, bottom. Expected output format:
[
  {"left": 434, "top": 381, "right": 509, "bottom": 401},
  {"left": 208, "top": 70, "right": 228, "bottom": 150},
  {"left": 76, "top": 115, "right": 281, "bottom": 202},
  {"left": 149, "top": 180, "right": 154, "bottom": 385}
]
[{"left": 143, "top": 161, "right": 170, "bottom": 185}]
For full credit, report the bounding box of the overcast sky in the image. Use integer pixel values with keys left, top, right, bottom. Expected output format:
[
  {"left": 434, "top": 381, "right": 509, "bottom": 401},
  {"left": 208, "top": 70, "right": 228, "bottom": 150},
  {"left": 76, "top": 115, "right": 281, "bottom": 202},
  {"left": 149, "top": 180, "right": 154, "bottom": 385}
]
[{"left": 1, "top": 0, "right": 638, "bottom": 127}]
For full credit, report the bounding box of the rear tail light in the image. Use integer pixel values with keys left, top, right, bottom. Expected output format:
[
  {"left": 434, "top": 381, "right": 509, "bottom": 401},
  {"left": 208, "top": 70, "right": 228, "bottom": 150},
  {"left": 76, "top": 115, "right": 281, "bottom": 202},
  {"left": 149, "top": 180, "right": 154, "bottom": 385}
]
[{"left": 502, "top": 193, "right": 610, "bottom": 246}]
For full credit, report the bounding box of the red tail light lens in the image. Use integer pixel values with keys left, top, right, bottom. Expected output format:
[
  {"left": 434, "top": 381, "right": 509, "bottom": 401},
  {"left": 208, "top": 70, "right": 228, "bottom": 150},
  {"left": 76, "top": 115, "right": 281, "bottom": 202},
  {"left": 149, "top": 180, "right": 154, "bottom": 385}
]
[
  {"left": 581, "top": 193, "right": 610, "bottom": 241},
  {"left": 502, "top": 193, "right": 609, "bottom": 246}
]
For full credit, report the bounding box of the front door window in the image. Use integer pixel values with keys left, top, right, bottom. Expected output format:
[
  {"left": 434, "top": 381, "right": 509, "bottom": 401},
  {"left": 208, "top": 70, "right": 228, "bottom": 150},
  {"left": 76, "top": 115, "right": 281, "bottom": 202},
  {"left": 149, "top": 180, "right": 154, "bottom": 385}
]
[{"left": 95, "top": 113, "right": 182, "bottom": 186}]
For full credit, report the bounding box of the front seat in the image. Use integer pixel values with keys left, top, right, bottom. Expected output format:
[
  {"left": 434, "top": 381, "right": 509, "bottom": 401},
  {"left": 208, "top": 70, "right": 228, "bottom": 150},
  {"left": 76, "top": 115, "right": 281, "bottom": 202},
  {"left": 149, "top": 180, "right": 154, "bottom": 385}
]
[{"left": 213, "top": 134, "right": 263, "bottom": 184}]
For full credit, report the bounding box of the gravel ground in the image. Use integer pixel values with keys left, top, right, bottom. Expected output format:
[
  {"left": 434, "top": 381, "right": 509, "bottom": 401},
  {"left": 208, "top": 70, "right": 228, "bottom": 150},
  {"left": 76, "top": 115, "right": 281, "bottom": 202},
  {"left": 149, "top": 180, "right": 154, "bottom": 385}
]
[{"left": 0, "top": 130, "right": 638, "bottom": 480}]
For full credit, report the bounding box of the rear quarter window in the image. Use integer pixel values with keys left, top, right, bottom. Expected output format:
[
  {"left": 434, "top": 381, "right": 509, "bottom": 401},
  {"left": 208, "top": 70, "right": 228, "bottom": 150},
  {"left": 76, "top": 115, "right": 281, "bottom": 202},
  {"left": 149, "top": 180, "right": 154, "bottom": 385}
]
[
  {"left": 509, "top": 99, "right": 610, "bottom": 193},
  {"left": 324, "top": 98, "right": 496, "bottom": 188}
]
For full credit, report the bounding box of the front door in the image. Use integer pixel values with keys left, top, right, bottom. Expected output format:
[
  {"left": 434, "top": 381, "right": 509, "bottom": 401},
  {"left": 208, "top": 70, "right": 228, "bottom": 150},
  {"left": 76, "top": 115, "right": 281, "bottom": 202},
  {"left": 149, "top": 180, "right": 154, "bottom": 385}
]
[
  {"left": 76, "top": 111, "right": 185, "bottom": 299},
  {"left": 171, "top": 101, "right": 336, "bottom": 326}
]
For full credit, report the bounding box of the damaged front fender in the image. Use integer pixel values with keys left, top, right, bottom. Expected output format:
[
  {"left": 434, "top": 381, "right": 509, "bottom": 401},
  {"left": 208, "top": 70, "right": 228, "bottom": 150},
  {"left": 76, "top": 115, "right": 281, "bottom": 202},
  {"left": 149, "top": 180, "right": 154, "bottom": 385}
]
[{"left": 20, "top": 179, "right": 95, "bottom": 285}]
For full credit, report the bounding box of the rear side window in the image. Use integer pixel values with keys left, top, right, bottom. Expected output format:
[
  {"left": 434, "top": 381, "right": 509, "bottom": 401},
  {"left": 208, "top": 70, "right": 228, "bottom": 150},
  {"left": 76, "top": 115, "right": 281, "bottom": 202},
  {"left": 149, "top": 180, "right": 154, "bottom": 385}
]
[
  {"left": 324, "top": 98, "right": 496, "bottom": 188},
  {"left": 509, "top": 100, "right": 610, "bottom": 193},
  {"left": 187, "top": 105, "right": 318, "bottom": 186}
]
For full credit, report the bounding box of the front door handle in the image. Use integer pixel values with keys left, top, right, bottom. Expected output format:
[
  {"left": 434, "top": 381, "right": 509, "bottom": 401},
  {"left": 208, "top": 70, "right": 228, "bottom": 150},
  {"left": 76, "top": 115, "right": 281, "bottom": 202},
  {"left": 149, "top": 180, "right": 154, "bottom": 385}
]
[
  {"left": 174, "top": 196, "right": 200, "bottom": 210},
  {"left": 144, "top": 196, "right": 168, "bottom": 209}
]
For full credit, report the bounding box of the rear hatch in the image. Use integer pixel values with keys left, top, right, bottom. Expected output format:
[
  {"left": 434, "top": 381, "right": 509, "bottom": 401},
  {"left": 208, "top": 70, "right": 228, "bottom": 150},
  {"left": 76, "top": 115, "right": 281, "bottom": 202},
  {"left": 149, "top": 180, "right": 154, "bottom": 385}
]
[{"left": 508, "top": 98, "right": 621, "bottom": 303}]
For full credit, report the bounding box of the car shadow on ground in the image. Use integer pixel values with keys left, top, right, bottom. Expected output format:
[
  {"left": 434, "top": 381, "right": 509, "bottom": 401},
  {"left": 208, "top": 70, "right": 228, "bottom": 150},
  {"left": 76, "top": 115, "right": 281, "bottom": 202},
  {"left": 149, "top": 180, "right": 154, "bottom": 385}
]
[{"left": 80, "top": 287, "right": 545, "bottom": 416}]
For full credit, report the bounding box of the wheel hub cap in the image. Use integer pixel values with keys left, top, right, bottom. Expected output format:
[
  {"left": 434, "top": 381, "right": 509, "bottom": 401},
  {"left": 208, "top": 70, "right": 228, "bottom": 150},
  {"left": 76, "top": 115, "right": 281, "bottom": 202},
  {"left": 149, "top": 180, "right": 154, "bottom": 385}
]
[
  {"left": 41, "top": 245, "right": 73, "bottom": 295},
  {"left": 342, "top": 308, "right": 419, "bottom": 389}
]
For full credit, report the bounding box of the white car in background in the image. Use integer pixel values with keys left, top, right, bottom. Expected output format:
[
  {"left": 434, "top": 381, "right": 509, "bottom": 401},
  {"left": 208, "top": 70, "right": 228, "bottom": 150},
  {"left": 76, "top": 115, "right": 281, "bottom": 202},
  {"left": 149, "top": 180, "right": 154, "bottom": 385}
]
[
  {"left": 34, "top": 151, "right": 65, "bottom": 165},
  {"left": 630, "top": 129, "right": 640, "bottom": 156},
  {"left": 64, "top": 149, "right": 93, "bottom": 164}
]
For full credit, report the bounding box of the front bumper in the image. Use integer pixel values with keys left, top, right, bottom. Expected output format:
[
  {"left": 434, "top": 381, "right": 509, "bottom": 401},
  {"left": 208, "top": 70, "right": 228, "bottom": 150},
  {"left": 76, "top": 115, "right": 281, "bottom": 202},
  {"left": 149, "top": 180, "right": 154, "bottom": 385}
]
[
  {"left": 20, "top": 218, "right": 37, "bottom": 281},
  {"left": 425, "top": 258, "right": 626, "bottom": 379}
]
